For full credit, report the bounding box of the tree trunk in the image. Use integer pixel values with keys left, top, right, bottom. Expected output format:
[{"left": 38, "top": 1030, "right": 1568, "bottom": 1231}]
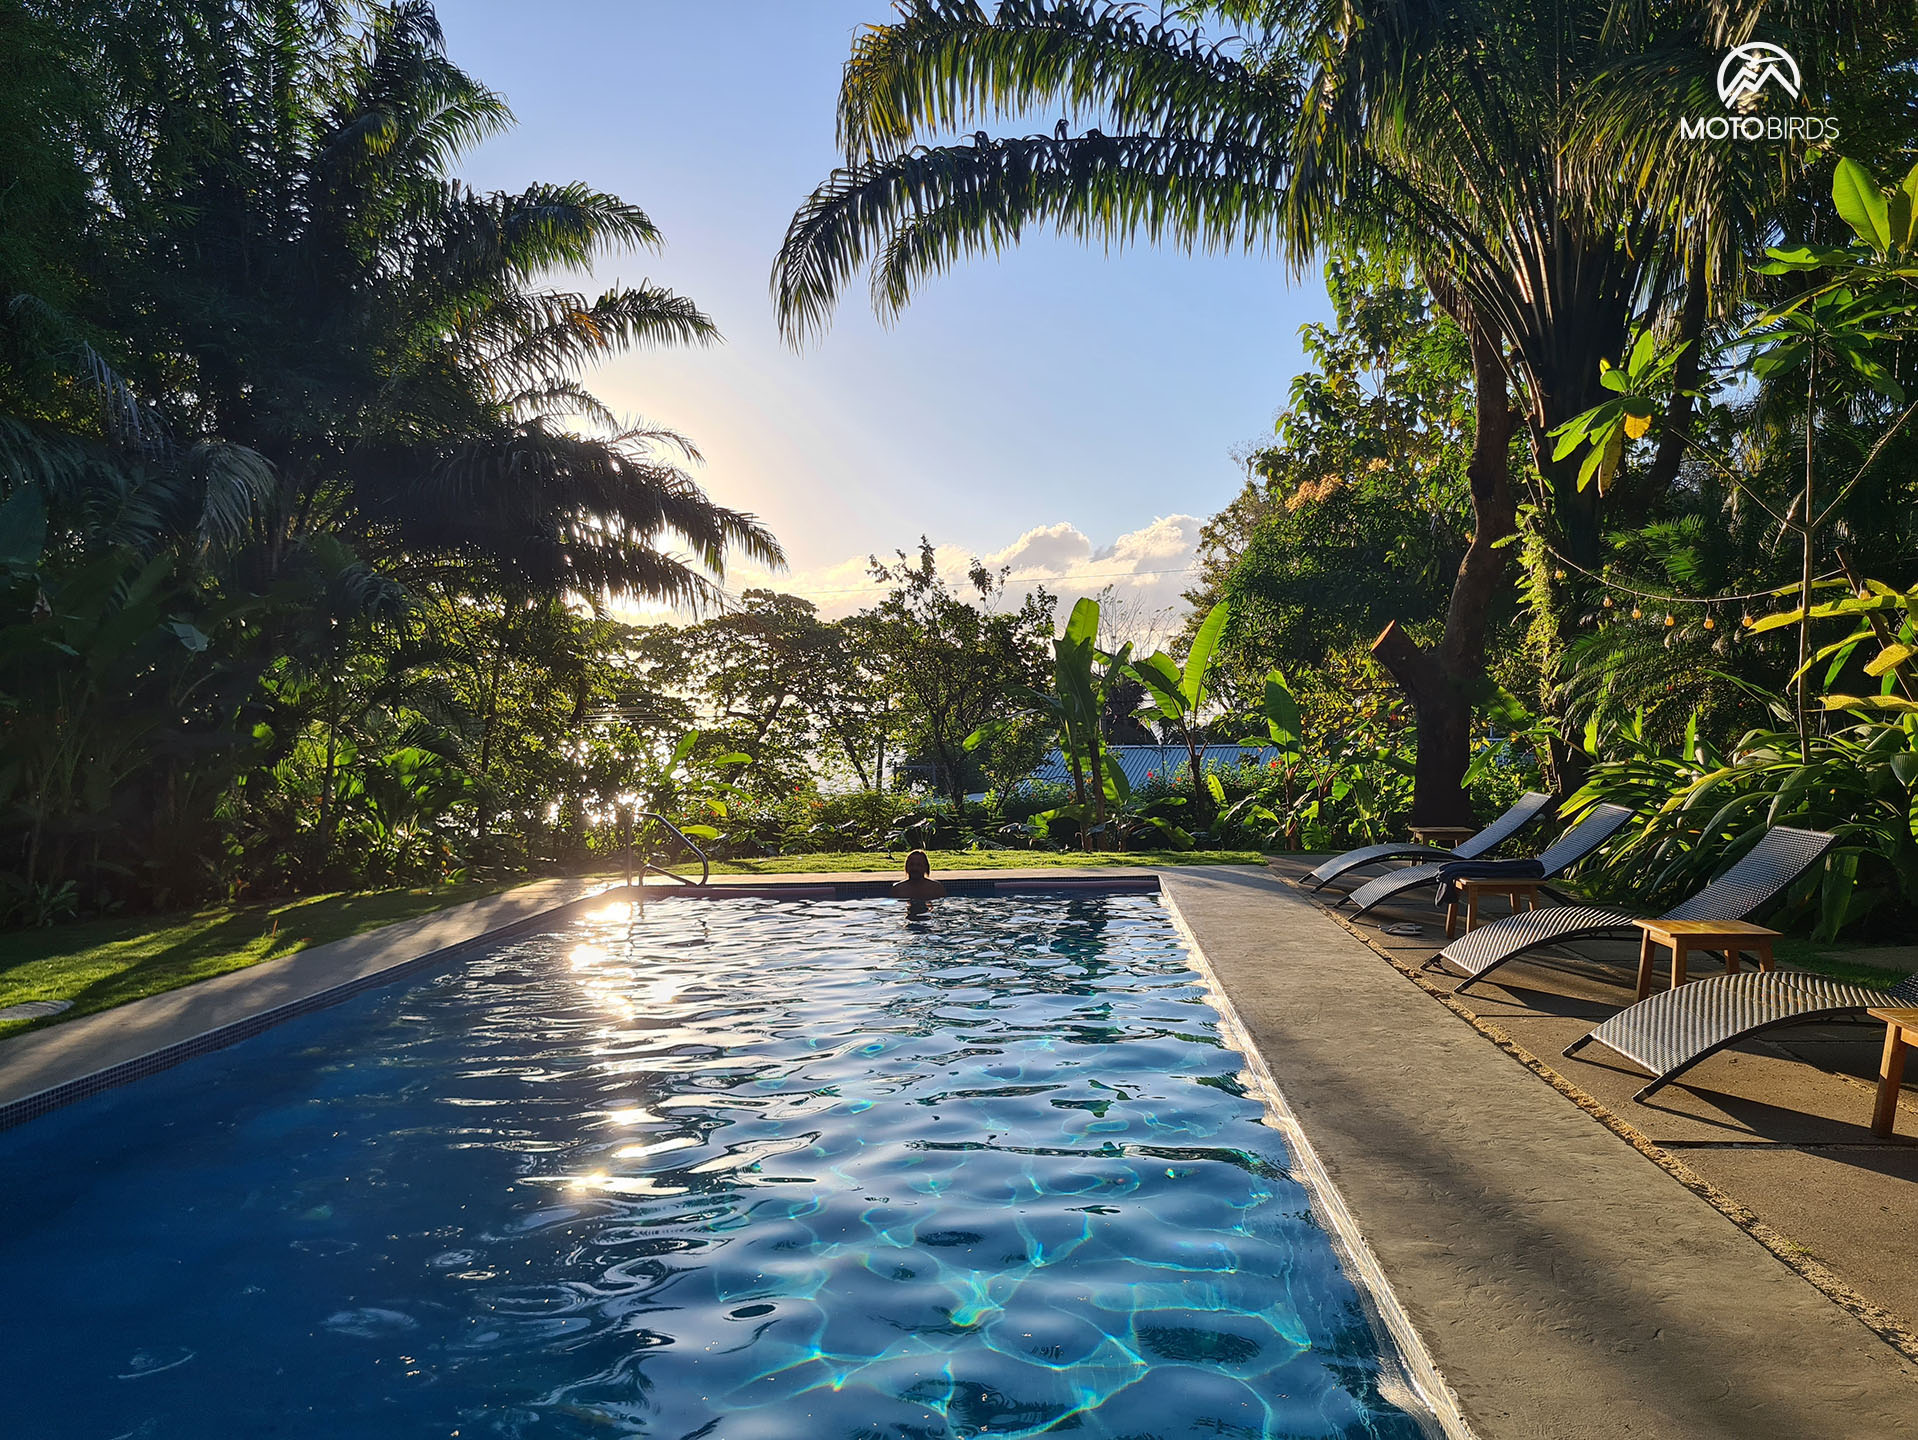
[
  {"left": 1644, "top": 247, "right": 1711, "bottom": 496},
  {"left": 1370, "top": 319, "right": 1520, "bottom": 826}
]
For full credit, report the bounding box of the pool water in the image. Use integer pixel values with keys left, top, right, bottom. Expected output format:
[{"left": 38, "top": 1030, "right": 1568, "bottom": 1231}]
[{"left": 0, "top": 894, "right": 1432, "bottom": 1439}]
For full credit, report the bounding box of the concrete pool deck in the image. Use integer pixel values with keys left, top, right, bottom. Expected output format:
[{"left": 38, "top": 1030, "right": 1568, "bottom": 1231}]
[
  {"left": 1211, "top": 860, "right": 1916, "bottom": 1438},
  {"left": 4, "top": 859, "right": 1914, "bottom": 1435}
]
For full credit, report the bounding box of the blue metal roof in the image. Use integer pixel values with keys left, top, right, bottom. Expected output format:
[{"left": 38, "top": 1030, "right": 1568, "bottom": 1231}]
[{"left": 1027, "top": 744, "right": 1282, "bottom": 790}]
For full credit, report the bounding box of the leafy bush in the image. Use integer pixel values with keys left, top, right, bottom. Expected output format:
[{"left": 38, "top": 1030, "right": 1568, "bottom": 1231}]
[{"left": 1566, "top": 709, "right": 1917, "bottom": 939}]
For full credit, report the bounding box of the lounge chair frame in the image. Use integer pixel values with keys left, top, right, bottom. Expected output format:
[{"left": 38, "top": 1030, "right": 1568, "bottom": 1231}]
[
  {"left": 1342, "top": 803, "right": 1634, "bottom": 919},
  {"left": 1566, "top": 968, "right": 1918, "bottom": 1103},
  {"left": 1435, "top": 826, "right": 1836, "bottom": 998},
  {"left": 1304, "top": 791, "right": 1553, "bottom": 892}
]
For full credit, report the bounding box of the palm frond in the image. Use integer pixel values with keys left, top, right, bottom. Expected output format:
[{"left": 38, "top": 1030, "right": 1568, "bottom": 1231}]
[
  {"left": 776, "top": 128, "right": 1293, "bottom": 342},
  {"left": 840, "top": 0, "right": 1297, "bottom": 163}
]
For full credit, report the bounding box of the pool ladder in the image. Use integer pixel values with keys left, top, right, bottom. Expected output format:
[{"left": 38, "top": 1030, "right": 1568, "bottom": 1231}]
[{"left": 623, "top": 811, "right": 711, "bottom": 889}]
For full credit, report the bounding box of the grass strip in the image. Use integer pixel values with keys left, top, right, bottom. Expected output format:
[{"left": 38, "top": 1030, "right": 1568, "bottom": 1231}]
[{"left": 0, "top": 881, "right": 506, "bottom": 1038}]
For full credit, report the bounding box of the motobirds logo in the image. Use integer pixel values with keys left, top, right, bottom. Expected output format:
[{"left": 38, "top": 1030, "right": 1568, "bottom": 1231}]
[{"left": 1680, "top": 42, "right": 1839, "bottom": 142}]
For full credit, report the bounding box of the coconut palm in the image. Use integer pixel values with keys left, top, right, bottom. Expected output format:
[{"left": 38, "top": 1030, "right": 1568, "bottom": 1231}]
[{"left": 771, "top": 0, "right": 1906, "bottom": 821}]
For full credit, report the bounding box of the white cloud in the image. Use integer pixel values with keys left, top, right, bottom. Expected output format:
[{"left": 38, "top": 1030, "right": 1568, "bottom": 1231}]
[{"left": 621, "top": 515, "right": 1207, "bottom": 650}]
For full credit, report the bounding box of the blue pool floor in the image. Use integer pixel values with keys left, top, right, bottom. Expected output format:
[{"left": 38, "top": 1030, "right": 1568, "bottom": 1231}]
[{"left": 0, "top": 894, "right": 1432, "bottom": 1439}]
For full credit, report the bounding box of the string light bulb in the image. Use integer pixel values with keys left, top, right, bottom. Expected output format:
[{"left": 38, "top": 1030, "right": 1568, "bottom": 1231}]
[
  {"left": 1631, "top": 606, "right": 1644, "bottom": 619},
  {"left": 1703, "top": 616, "right": 1716, "bottom": 631},
  {"left": 1602, "top": 595, "right": 1614, "bottom": 608},
  {"left": 1665, "top": 614, "right": 1677, "bottom": 627}
]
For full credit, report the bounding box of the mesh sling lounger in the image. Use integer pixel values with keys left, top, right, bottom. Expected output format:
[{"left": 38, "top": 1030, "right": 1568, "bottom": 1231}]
[
  {"left": 1567, "top": 965, "right": 1918, "bottom": 1103},
  {"left": 1303, "top": 791, "right": 1553, "bottom": 891},
  {"left": 1341, "top": 803, "right": 1635, "bottom": 918},
  {"left": 1436, "top": 825, "right": 1836, "bottom": 999}
]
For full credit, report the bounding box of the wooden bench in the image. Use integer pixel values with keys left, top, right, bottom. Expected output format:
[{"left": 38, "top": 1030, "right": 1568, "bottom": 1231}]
[
  {"left": 1445, "top": 875, "right": 1550, "bottom": 939},
  {"left": 1632, "top": 918, "right": 1777, "bottom": 1003},
  {"left": 1868, "top": 1007, "right": 1918, "bottom": 1139}
]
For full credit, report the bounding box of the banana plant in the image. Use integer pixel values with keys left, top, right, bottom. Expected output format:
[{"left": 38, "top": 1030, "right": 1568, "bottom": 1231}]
[
  {"left": 1220, "top": 669, "right": 1306, "bottom": 844},
  {"left": 1132, "top": 600, "right": 1230, "bottom": 820},
  {"left": 967, "top": 595, "right": 1127, "bottom": 850}
]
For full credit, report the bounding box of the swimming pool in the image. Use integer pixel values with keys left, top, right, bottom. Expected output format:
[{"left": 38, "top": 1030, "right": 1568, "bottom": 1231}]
[{"left": 0, "top": 893, "right": 1436, "bottom": 1439}]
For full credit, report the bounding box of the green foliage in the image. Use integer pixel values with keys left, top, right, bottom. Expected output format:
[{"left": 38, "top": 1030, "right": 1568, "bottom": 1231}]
[
  {"left": 0, "top": 1, "right": 776, "bottom": 921},
  {"left": 1565, "top": 707, "right": 1918, "bottom": 941},
  {"left": 868, "top": 541, "right": 1054, "bottom": 813},
  {"left": 1185, "top": 260, "right": 1476, "bottom": 686},
  {"left": 1550, "top": 331, "right": 1695, "bottom": 494}
]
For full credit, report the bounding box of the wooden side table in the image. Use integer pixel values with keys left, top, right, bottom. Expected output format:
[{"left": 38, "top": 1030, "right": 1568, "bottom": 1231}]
[
  {"left": 1867, "top": 1007, "right": 1918, "bottom": 1139},
  {"left": 1632, "top": 919, "right": 1777, "bottom": 1002},
  {"left": 1411, "top": 825, "right": 1479, "bottom": 850},
  {"left": 1446, "top": 876, "right": 1550, "bottom": 939}
]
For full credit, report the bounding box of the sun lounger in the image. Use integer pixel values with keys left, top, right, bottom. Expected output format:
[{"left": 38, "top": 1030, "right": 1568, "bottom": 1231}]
[
  {"left": 1566, "top": 963, "right": 1918, "bottom": 1102},
  {"left": 1303, "top": 791, "right": 1553, "bottom": 891},
  {"left": 1436, "top": 825, "right": 1836, "bottom": 997},
  {"left": 1342, "top": 803, "right": 1635, "bottom": 919}
]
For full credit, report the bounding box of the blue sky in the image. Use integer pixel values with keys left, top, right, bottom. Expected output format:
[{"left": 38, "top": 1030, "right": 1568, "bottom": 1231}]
[{"left": 438, "top": 0, "right": 1331, "bottom": 622}]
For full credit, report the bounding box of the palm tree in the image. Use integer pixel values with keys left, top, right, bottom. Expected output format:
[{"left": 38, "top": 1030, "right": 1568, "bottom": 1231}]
[
  {"left": 0, "top": 0, "right": 787, "bottom": 897},
  {"left": 47, "top": 0, "right": 782, "bottom": 606},
  {"left": 771, "top": 0, "right": 1905, "bottom": 821}
]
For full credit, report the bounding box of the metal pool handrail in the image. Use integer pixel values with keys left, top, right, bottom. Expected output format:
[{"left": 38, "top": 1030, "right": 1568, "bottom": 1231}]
[{"left": 628, "top": 812, "right": 711, "bottom": 888}]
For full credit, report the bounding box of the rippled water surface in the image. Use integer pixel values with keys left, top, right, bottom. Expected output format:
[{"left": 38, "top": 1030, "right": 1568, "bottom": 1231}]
[{"left": 0, "top": 894, "right": 1430, "bottom": 1439}]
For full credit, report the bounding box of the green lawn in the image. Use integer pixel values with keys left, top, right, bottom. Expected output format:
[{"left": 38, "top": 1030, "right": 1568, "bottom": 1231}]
[
  {"left": 656, "top": 848, "right": 1266, "bottom": 876},
  {"left": 0, "top": 881, "right": 507, "bottom": 1039}
]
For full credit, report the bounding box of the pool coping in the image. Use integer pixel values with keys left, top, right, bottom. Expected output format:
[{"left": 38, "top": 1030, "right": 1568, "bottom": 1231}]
[{"left": 0, "top": 869, "right": 1172, "bottom": 1131}]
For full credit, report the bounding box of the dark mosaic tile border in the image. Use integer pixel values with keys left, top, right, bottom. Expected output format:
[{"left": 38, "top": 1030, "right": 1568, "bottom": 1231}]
[{"left": 0, "top": 874, "right": 1166, "bottom": 1132}]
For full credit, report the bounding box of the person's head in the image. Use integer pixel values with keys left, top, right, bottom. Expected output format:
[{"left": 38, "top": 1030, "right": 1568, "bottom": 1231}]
[{"left": 904, "top": 849, "right": 931, "bottom": 880}]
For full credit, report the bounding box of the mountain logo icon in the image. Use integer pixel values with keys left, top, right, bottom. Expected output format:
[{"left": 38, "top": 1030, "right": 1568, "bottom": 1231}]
[{"left": 1717, "top": 43, "right": 1801, "bottom": 108}]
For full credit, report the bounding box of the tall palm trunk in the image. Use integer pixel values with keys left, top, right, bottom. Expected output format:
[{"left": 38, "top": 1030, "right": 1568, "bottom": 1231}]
[{"left": 1372, "top": 317, "right": 1519, "bottom": 825}]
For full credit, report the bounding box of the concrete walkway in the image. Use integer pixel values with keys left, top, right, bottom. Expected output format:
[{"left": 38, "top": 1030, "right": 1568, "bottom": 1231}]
[
  {"left": 1286, "top": 851, "right": 1918, "bottom": 1349},
  {"left": 1160, "top": 865, "right": 1917, "bottom": 1440}
]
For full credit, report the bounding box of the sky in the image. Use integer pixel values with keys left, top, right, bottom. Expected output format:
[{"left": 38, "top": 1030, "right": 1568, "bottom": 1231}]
[{"left": 436, "top": 0, "right": 1332, "bottom": 633}]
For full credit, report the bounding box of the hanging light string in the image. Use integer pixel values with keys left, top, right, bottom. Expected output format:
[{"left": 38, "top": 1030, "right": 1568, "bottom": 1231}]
[{"left": 1540, "top": 543, "right": 1845, "bottom": 607}]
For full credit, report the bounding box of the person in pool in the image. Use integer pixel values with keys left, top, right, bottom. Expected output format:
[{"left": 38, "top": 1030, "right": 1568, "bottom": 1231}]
[{"left": 889, "top": 849, "right": 947, "bottom": 899}]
